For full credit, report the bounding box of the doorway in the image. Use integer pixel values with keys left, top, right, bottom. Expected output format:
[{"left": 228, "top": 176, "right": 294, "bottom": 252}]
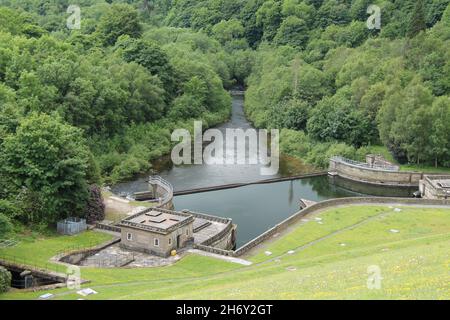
[{"left": 176, "top": 235, "right": 182, "bottom": 249}]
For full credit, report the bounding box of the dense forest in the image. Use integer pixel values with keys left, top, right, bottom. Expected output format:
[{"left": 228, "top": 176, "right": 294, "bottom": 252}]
[{"left": 0, "top": 0, "right": 449, "bottom": 233}]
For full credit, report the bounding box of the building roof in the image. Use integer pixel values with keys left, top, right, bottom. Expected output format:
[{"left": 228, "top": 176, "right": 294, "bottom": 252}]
[{"left": 118, "top": 208, "right": 193, "bottom": 234}]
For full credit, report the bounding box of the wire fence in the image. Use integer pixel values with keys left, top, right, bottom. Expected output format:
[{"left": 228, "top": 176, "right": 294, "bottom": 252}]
[
  {"left": 0, "top": 241, "right": 101, "bottom": 275},
  {"left": 57, "top": 217, "right": 87, "bottom": 235},
  {"left": 0, "top": 252, "right": 67, "bottom": 275},
  {"left": 80, "top": 252, "right": 135, "bottom": 268},
  {"left": 56, "top": 241, "right": 101, "bottom": 257}
]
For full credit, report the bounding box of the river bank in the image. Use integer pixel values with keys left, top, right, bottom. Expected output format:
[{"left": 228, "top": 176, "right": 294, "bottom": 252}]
[{"left": 112, "top": 93, "right": 317, "bottom": 195}]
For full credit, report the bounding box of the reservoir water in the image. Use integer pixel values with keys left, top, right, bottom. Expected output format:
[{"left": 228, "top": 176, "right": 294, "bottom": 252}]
[{"left": 113, "top": 93, "right": 414, "bottom": 247}]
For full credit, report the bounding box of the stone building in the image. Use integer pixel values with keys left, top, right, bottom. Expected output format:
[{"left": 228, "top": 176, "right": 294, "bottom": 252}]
[
  {"left": 419, "top": 175, "right": 450, "bottom": 200},
  {"left": 119, "top": 209, "right": 194, "bottom": 257}
]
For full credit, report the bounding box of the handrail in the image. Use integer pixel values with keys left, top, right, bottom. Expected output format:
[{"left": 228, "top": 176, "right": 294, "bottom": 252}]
[
  {"left": 331, "top": 156, "right": 399, "bottom": 172},
  {"left": 149, "top": 175, "right": 174, "bottom": 207}
]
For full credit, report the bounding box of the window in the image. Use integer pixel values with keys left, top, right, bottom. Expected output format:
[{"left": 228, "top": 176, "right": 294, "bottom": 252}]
[
  {"left": 186, "top": 229, "right": 189, "bottom": 236},
  {"left": 154, "top": 238, "right": 159, "bottom": 247},
  {"left": 168, "top": 238, "right": 172, "bottom": 245},
  {"left": 127, "top": 233, "right": 133, "bottom": 241}
]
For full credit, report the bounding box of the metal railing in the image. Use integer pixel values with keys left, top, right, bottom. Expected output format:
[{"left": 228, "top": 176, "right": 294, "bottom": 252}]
[
  {"left": 149, "top": 175, "right": 174, "bottom": 207},
  {"left": 0, "top": 252, "right": 67, "bottom": 275},
  {"left": 331, "top": 156, "right": 399, "bottom": 172}
]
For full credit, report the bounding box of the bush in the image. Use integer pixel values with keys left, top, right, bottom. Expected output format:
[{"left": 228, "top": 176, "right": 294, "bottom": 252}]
[
  {"left": 0, "top": 213, "right": 13, "bottom": 237},
  {"left": 110, "top": 155, "right": 151, "bottom": 183},
  {"left": 85, "top": 185, "right": 105, "bottom": 224},
  {"left": 0, "top": 266, "right": 12, "bottom": 293}
]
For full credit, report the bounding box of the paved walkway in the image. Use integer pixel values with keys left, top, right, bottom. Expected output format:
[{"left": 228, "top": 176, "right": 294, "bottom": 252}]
[{"left": 187, "top": 249, "right": 252, "bottom": 266}]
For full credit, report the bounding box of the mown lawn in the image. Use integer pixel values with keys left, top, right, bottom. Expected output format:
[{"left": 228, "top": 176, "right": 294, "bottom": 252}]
[{"left": 1, "top": 205, "right": 449, "bottom": 300}]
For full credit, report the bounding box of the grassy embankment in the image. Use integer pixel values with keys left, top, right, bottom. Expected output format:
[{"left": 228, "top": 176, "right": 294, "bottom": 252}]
[
  {"left": 1, "top": 204, "right": 449, "bottom": 300},
  {"left": 367, "top": 146, "right": 450, "bottom": 174}
]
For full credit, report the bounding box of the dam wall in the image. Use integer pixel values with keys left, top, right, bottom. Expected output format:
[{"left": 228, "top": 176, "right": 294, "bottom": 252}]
[{"left": 329, "top": 156, "right": 423, "bottom": 187}]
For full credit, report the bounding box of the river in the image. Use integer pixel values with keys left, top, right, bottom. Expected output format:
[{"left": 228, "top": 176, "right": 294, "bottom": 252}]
[
  {"left": 113, "top": 93, "right": 315, "bottom": 193},
  {"left": 112, "top": 93, "right": 413, "bottom": 247}
]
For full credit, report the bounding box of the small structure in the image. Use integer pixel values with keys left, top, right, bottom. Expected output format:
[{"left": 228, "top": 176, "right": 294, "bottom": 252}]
[
  {"left": 419, "top": 175, "right": 450, "bottom": 200},
  {"left": 329, "top": 155, "right": 423, "bottom": 187},
  {"left": 57, "top": 217, "right": 87, "bottom": 235},
  {"left": 299, "top": 199, "right": 317, "bottom": 210},
  {"left": 132, "top": 176, "right": 174, "bottom": 209},
  {"left": 118, "top": 209, "right": 194, "bottom": 257},
  {"left": 365, "top": 154, "right": 400, "bottom": 171}
]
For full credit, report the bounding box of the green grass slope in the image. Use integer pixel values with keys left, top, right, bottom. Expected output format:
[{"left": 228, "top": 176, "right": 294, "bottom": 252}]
[{"left": 1, "top": 205, "right": 449, "bottom": 300}]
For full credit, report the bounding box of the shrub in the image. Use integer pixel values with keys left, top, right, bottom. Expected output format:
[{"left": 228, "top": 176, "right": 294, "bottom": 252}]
[
  {"left": 85, "top": 185, "right": 105, "bottom": 224},
  {"left": 0, "top": 266, "right": 12, "bottom": 293},
  {"left": 0, "top": 213, "right": 13, "bottom": 237}
]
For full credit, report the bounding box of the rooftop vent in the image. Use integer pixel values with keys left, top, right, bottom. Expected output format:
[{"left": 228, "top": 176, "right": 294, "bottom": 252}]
[
  {"left": 145, "top": 211, "right": 162, "bottom": 217},
  {"left": 147, "top": 217, "right": 167, "bottom": 224}
]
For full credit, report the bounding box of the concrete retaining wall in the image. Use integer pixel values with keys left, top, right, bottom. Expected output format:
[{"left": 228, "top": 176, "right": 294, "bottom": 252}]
[
  {"left": 193, "top": 244, "right": 235, "bottom": 256},
  {"left": 0, "top": 259, "right": 68, "bottom": 284},
  {"left": 329, "top": 158, "right": 423, "bottom": 187},
  {"left": 58, "top": 238, "right": 121, "bottom": 265}
]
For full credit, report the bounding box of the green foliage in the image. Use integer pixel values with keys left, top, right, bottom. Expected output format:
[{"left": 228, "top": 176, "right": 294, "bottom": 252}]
[
  {"left": 279, "top": 128, "right": 368, "bottom": 168},
  {"left": 269, "top": 98, "right": 310, "bottom": 130},
  {"left": 315, "top": 0, "right": 351, "bottom": 28},
  {"left": 0, "top": 7, "right": 45, "bottom": 37},
  {"left": 408, "top": 0, "right": 427, "bottom": 37},
  {"left": 117, "top": 36, "right": 178, "bottom": 102},
  {"left": 256, "top": 0, "right": 282, "bottom": 41},
  {"left": 274, "top": 16, "right": 309, "bottom": 48},
  {"left": 0, "top": 113, "right": 91, "bottom": 224},
  {"left": 212, "top": 19, "right": 246, "bottom": 46},
  {"left": 97, "top": 3, "right": 142, "bottom": 46},
  {"left": 0, "top": 212, "right": 13, "bottom": 237},
  {"left": 0, "top": 0, "right": 449, "bottom": 232},
  {"left": 307, "top": 88, "right": 375, "bottom": 147},
  {"left": 0, "top": 266, "right": 11, "bottom": 293}
]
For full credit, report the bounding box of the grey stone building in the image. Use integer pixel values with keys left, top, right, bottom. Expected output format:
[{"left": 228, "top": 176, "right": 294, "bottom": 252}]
[
  {"left": 119, "top": 209, "right": 194, "bottom": 257},
  {"left": 420, "top": 175, "right": 450, "bottom": 200}
]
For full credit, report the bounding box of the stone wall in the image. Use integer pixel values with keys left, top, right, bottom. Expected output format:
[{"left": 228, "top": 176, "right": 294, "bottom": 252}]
[
  {"left": 329, "top": 158, "right": 423, "bottom": 187},
  {"left": 120, "top": 223, "right": 194, "bottom": 258},
  {"left": 204, "top": 224, "right": 236, "bottom": 250},
  {"left": 95, "top": 223, "right": 121, "bottom": 233},
  {"left": 420, "top": 175, "right": 450, "bottom": 200}
]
